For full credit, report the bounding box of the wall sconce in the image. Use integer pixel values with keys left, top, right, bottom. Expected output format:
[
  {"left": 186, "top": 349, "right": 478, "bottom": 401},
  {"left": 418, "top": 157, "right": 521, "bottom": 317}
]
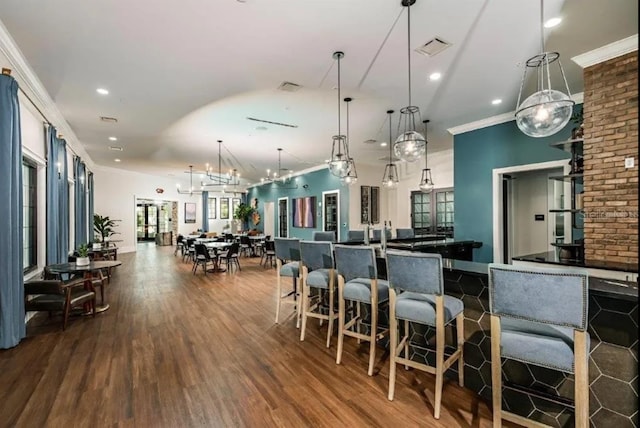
[{"left": 56, "top": 162, "right": 62, "bottom": 179}]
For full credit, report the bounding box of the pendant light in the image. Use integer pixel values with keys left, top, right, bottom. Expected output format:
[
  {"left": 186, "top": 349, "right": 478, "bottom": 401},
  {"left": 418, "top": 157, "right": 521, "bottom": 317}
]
[
  {"left": 393, "top": 0, "right": 426, "bottom": 163},
  {"left": 341, "top": 97, "right": 358, "bottom": 185},
  {"left": 328, "top": 51, "right": 350, "bottom": 178},
  {"left": 382, "top": 110, "right": 399, "bottom": 188},
  {"left": 176, "top": 165, "right": 204, "bottom": 195},
  {"left": 515, "top": 0, "right": 574, "bottom": 138},
  {"left": 418, "top": 119, "right": 434, "bottom": 192},
  {"left": 203, "top": 140, "right": 240, "bottom": 188}
]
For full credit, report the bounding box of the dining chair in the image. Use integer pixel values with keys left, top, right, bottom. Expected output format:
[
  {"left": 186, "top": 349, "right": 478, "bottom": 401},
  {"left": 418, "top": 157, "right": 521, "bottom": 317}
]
[
  {"left": 274, "top": 238, "right": 301, "bottom": 326},
  {"left": 24, "top": 278, "right": 96, "bottom": 330},
  {"left": 218, "top": 242, "right": 241, "bottom": 273},
  {"left": 488, "top": 263, "right": 590, "bottom": 428},
  {"left": 299, "top": 240, "right": 337, "bottom": 347},
  {"left": 261, "top": 240, "right": 276, "bottom": 268},
  {"left": 193, "top": 243, "right": 215, "bottom": 275},
  {"left": 334, "top": 244, "right": 389, "bottom": 376},
  {"left": 386, "top": 251, "right": 464, "bottom": 419}
]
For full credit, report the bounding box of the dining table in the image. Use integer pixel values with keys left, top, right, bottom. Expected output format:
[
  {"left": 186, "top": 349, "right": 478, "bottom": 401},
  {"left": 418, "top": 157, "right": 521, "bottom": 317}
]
[{"left": 46, "top": 260, "right": 122, "bottom": 313}]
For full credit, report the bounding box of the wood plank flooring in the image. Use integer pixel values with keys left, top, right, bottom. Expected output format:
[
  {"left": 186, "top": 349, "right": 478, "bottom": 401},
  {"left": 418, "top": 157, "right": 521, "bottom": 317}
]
[{"left": 1, "top": 243, "right": 501, "bottom": 427}]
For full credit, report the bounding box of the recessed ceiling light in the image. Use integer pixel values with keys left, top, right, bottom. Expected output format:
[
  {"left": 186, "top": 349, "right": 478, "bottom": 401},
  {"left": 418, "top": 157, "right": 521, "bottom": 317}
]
[
  {"left": 108, "top": 136, "right": 117, "bottom": 141},
  {"left": 492, "top": 99, "right": 502, "bottom": 105},
  {"left": 114, "top": 158, "right": 121, "bottom": 162},
  {"left": 429, "top": 72, "right": 442, "bottom": 81},
  {"left": 544, "top": 17, "right": 562, "bottom": 28},
  {"left": 380, "top": 142, "right": 388, "bottom": 147},
  {"left": 96, "top": 88, "right": 109, "bottom": 95}
]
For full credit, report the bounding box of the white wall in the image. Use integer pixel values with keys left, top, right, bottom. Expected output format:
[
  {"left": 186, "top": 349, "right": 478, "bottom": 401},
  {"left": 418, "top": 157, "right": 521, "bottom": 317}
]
[{"left": 388, "top": 148, "right": 454, "bottom": 229}]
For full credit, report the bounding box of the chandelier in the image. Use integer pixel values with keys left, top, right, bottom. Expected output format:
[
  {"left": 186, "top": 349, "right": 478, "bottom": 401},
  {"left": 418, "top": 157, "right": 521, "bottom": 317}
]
[
  {"left": 418, "top": 119, "right": 434, "bottom": 192},
  {"left": 176, "top": 165, "right": 204, "bottom": 195},
  {"left": 382, "top": 110, "right": 399, "bottom": 188},
  {"left": 341, "top": 97, "right": 358, "bottom": 185},
  {"left": 202, "top": 140, "right": 241, "bottom": 189},
  {"left": 394, "top": 0, "right": 426, "bottom": 163},
  {"left": 515, "top": 0, "right": 574, "bottom": 138},
  {"left": 260, "top": 148, "right": 298, "bottom": 189},
  {"left": 328, "top": 51, "right": 351, "bottom": 178}
]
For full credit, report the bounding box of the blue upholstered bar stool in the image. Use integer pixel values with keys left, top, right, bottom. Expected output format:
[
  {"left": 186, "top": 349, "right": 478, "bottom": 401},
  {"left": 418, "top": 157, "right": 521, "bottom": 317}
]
[
  {"left": 372, "top": 229, "right": 392, "bottom": 241},
  {"left": 274, "top": 238, "right": 302, "bottom": 327},
  {"left": 395, "top": 228, "right": 414, "bottom": 239},
  {"left": 488, "top": 264, "right": 590, "bottom": 428},
  {"left": 334, "top": 245, "right": 389, "bottom": 376},
  {"left": 299, "top": 241, "right": 337, "bottom": 347},
  {"left": 386, "top": 251, "right": 464, "bottom": 419},
  {"left": 346, "top": 230, "right": 365, "bottom": 242},
  {"left": 312, "top": 231, "right": 336, "bottom": 242}
]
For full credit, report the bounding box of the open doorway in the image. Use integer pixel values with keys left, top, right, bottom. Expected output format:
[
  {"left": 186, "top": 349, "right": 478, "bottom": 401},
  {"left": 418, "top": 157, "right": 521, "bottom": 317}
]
[
  {"left": 136, "top": 199, "right": 173, "bottom": 243},
  {"left": 493, "top": 160, "right": 570, "bottom": 263}
]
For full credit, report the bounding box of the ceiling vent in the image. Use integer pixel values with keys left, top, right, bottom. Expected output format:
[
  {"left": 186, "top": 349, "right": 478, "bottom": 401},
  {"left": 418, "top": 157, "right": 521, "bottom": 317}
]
[
  {"left": 108, "top": 146, "right": 123, "bottom": 151},
  {"left": 277, "top": 81, "right": 302, "bottom": 92},
  {"left": 363, "top": 139, "right": 378, "bottom": 145},
  {"left": 100, "top": 116, "right": 118, "bottom": 123},
  {"left": 247, "top": 117, "right": 298, "bottom": 128},
  {"left": 415, "top": 37, "right": 451, "bottom": 57}
]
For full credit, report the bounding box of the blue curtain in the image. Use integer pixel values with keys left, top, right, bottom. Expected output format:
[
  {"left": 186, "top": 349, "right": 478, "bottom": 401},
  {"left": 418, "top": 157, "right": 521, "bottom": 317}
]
[
  {"left": 46, "top": 128, "right": 69, "bottom": 263},
  {"left": 88, "top": 172, "right": 94, "bottom": 243},
  {"left": 74, "top": 158, "right": 87, "bottom": 246},
  {"left": 201, "top": 191, "right": 209, "bottom": 232},
  {"left": 0, "top": 74, "right": 26, "bottom": 349}
]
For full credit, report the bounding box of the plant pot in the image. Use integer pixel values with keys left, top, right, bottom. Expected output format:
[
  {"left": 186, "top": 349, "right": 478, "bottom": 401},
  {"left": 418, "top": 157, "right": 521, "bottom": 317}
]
[
  {"left": 76, "top": 257, "right": 90, "bottom": 266},
  {"left": 92, "top": 243, "right": 102, "bottom": 250}
]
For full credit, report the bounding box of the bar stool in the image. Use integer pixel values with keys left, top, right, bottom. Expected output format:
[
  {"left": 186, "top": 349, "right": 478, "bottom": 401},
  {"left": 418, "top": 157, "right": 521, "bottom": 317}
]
[
  {"left": 346, "top": 230, "right": 365, "bottom": 242},
  {"left": 299, "top": 241, "right": 337, "bottom": 347},
  {"left": 386, "top": 251, "right": 464, "bottom": 419},
  {"left": 312, "top": 231, "right": 336, "bottom": 242},
  {"left": 274, "top": 238, "right": 302, "bottom": 327},
  {"left": 488, "top": 263, "right": 590, "bottom": 428},
  {"left": 395, "top": 228, "right": 414, "bottom": 239},
  {"left": 372, "top": 229, "right": 391, "bottom": 241},
  {"left": 334, "top": 244, "right": 389, "bottom": 376}
]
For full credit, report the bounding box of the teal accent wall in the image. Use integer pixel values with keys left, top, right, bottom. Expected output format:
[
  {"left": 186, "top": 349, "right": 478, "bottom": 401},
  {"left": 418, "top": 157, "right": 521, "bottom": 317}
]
[
  {"left": 247, "top": 168, "right": 349, "bottom": 241},
  {"left": 454, "top": 105, "right": 582, "bottom": 262}
]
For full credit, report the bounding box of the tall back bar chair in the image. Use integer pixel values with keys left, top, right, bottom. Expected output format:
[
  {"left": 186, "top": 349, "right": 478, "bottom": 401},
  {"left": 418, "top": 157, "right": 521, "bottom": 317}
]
[
  {"left": 395, "top": 228, "right": 414, "bottom": 239},
  {"left": 299, "top": 241, "right": 337, "bottom": 347},
  {"left": 488, "top": 263, "right": 590, "bottom": 428},
  {"left": 372, "top": 229, "right": 392, "bottom": 241},
  {"left": 346, "top": 230, "right": 365, "bottom": 242},
  {"left": 334, "top": 244, "right": 389, "bottom": 376},
  {"left": 312, "top": 231, "right": 336, "bottom": 242},
  {"left": 274, "top": 238, "right": 302, "bottom": 327},
  {"left": 386, "top": 251, "right": 464, "bottom": 419}
]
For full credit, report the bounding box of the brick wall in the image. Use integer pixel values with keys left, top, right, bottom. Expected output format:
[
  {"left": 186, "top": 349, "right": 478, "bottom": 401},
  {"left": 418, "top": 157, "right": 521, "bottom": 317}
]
[{"left": 582, "top": 51, "right": 638, "bottom": 264}]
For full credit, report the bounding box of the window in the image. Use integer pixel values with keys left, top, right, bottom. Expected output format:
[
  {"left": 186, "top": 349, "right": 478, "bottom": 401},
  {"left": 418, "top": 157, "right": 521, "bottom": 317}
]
[
  {"left": 23, "top": 159, "right": 37, "bottom": 272},
  {"left": 411, "top": 188, "right": 454, "bottom": 237},
  {"left": 208, "top": 197, "right": 217, "bottom": 219}
]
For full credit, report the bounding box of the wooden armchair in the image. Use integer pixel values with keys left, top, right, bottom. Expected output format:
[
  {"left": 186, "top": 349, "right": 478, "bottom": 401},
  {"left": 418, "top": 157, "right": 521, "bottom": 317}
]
[{"left": 24, "top": 278, "right": 96, "bottom": 330}]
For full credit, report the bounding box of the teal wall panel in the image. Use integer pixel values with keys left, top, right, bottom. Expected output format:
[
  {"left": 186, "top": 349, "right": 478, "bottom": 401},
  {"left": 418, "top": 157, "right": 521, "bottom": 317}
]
[
  {"left": 454, "top": 105, "right": 582, "bottom": 262},
  {"left": 247, "top": 168, "right": 349, "bottom": 241}
]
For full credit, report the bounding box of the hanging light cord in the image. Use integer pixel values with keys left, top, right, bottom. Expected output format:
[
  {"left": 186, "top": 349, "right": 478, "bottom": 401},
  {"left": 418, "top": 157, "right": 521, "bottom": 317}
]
[
  {"left": 423, "top": 121, "right": 429, "bottom": 169},
  {"left": 539, "top": 0, "right": 544, "bottom": 53},
  {"left": 407, "top": 3, "right": 412, "bottom": 107},
  {"left": 388, "top": 113, "right": 393, "bottom": 162},
  {"left": 345, "top": 99, "right": 350, "bottom": 156},
  {"left": 337, "top": 55, "right": 342, "bottom": 155}
]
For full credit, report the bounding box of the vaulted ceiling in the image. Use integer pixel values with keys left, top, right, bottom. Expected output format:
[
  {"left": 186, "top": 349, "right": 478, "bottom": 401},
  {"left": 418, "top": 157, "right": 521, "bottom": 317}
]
[{"left": 0, "top": 0, "right": 637, "bottom": 185}]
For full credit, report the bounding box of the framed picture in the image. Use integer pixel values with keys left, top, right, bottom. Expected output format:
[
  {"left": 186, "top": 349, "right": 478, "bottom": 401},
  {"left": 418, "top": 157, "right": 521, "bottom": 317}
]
[
  {"left": 360, "top": 186, "right": 370, "bottom": 224},
  {"left": 292, "top": 196, "right": 316, "bottom": 228},
  {"left": 208, "top": 197, "right": 216, "bottom": 219},
  {"left": 184, "top": 202, "right": 196, "bottom": 223},
  {"left": 220, "top": 198, "right": 230, "bottom": 219},
  {"left": 370, "top": 186, "right": 380, "bottom": 224},
  {"left": 232, "top": 198, "right": 241, "bottom": 219}
]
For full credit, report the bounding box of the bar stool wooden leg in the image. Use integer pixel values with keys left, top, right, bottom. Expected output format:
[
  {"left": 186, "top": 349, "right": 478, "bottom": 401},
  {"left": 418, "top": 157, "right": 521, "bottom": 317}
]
[
  {"left": 367, "top": 293, "right": 378, "bottom": 377},
  {"left": 434, "top": 295, "right": 445, "bottom": 419},
  {"left": 388, "top": 289, "right": 398, "bottom": 401},
  {"left": 300, "top": 269, "right": 309, "bottom": 341},
  {"left": 336, "top": 275, "right": 346, "bottom": 365},
  {"left": 275, "top": 259, "right": 283, "bottom": 324},
  {"left": 574, "top": 330, "right": 589, "bottom": 428},
  {"left": 490, "top": 314, "right": 502, "bottom": 428},
  {"left": 456, "top": 312, "right": 465, "bottom": 387},
  {"left": 326, "top": 276, "right": 335, "bottom": 348},
  {"left": 356, "top": 302, "right": 362, "bottom": 344},
  {"left": 295, "top": 277, "right": 301, "bottom": 329},
  {"left": 404, "top": 319, "right": 410, "bottom": 370}
]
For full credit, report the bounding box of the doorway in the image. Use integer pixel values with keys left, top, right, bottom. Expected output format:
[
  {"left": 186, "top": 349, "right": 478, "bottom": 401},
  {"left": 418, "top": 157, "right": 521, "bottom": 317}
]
[
  {"left": 136, "top": 200, "right": 171, "bottom": 242},
  {"left": 322, "top": 190, "right": 340, "bottom": 242},
  {"left": 264, "top": 202, "right": 275, "bottom": 238},
  {"left": 278, "top": 197, "right": 288, "bottom": 238}
]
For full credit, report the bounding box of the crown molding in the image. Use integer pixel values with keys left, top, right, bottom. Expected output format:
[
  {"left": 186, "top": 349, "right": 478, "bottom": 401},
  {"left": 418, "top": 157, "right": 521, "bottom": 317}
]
[
  {"left": 447, "top": 92, "right": 584, "bottom": 136},
  {"left": 0, "top": 19, "right": 95, "bottom": 170},
  {"left": 572, "top": 35, "right": 638, "bottom": 68}
]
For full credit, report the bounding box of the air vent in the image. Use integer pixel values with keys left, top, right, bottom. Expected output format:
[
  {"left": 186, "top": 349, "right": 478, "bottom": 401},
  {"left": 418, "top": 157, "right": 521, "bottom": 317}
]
[
  {"left": 108, "top": 146, "right": 123, "bottom": 151},
  {"left": 247, "top": 117, "right": 298, "bottom": 128},
  {"left": 415, "top": 37, "right": 451, "bottom": 57},
  {"left": 100, "top": 116, "right": 118, "bottom": 123},
  {"left": 278, "top": 81, "right": 302, "bottom": 92},
  {"left": 363, "top": 139, "right": 378, "bottom": 145}
]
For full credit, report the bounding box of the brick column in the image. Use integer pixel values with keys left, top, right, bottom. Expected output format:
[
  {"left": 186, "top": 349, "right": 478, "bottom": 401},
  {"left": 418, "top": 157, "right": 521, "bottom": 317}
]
[{"left": 582, "top": 51, "right": 638, "bottom": 264}]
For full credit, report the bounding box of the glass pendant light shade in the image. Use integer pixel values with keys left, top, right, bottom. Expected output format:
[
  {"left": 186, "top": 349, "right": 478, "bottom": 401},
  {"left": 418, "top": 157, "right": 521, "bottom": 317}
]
[
  {"left": 382, "top": 164, "right": 399, "bottom": 188},
  {"left": 514, "top": 1, "right": 574, "bottom": 138},
  {"left": 341, "top": 97, "right": 358, "bottom": 185},
  {"left": 394, "top": 130, "right": 426, "bottom": 163},
  {"left": 329, "top": 135, "right": 350, "bottom": 177},
  {"left": 419, "top": 168, "right": 434, "bottom": 192}
]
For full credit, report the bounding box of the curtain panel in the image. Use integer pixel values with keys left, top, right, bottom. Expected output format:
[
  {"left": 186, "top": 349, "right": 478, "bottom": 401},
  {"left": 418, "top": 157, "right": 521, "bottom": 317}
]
[
  {"left": 88, "top": 172, "right": 94, "bottom": 242},
  {"left": 0, "top": 74, "right": 26, "bottom": 348},
  {"left": 46, "top": 128, "right": 69, "bottom": 263},
  {"left": 74, "top": 158, "right": 87, "bottom": 247},
  {"left": 201, "top": 191, "right": 209, "bottom": 232}
]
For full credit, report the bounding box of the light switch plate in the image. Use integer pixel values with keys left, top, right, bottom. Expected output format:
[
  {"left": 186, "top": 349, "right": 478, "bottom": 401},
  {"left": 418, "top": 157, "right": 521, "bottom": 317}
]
[{"left": 625, "top": 157, "right": 635, "bottom": 168}]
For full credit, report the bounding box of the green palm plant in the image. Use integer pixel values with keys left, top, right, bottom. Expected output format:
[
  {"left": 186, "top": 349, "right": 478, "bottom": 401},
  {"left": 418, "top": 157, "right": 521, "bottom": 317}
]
[{"left": 94, "top": 214, "right": 117, "bottom": 242}]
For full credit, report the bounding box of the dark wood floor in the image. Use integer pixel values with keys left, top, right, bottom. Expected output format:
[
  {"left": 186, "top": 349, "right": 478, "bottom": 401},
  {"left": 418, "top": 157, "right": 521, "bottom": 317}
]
[{"left": 1, "top": 243, "right": 500, "bottom": 427}]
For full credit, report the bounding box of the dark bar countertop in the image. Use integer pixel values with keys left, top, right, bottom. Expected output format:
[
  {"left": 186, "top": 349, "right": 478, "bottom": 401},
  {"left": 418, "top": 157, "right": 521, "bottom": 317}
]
[{"left": 512, "top": 250, "right": 639, "bottom": 273}]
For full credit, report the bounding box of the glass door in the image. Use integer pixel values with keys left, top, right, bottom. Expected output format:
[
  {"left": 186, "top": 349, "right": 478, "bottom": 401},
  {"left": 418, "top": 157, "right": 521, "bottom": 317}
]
[
  {"left": 278, "top": 198, "right": 288, "bottom": 238},
  {"left": 136, "top": 204, "right": 159, "bottom": 241},
  {"left": 323, "top": 192, "right": 338, "bottom": 241}
]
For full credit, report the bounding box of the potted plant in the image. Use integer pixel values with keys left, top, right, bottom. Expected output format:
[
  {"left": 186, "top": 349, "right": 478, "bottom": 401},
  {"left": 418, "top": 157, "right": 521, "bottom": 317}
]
[
  {"left": 94, "top": 214, "right": 117, "bottom": 244},
  {"left": 76, "top": 244, "right": 90, "bottom": 266},
  {"left": 571, "top": 109, "right": 583, "bottom": 139},
  {"left": 234, "top": 203, "right": 254, "bottom": 231}
]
